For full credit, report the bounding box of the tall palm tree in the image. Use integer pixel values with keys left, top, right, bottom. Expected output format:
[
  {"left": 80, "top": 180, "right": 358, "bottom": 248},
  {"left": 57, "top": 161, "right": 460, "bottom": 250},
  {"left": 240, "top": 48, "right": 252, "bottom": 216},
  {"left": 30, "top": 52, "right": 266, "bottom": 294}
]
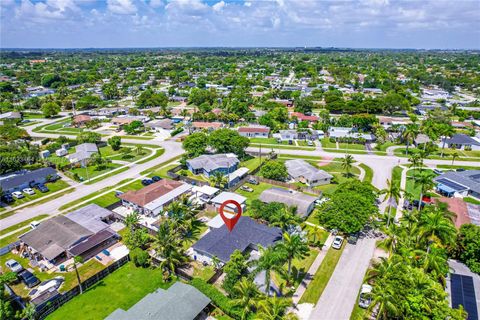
[
  {"left": 379, "top": 179, "right": 402, "bottom": 227},
  {"left": 251, "top": 246, "right": 286, "bottom": 296},
  {"left": 418, "top": 207, "right": 457, "bottom": 247},
  {"left": 278, "top": 233, "right": 309, "bottom": 283},
  {"left": 367, "top": 282, "right": 399, "bottom": 320},
  {"left": 341, "top": 154, "right": 354, "bottom": 177},
  {"left": 230, "top": 278, "right": 260, "bottom": 320},
  {"left": 367, "top": 256, "right": 401, "bottom": 283},
  {"left": 408, "top": 153, "right": 423, "bottom": 179},
  {"left": 256, "top": 296, "right": 294, "bottom": 320},
  {"left": 439, "top": 124, "right": 455, "bottom": 157},
  {"left": 72, "top": 255, "right": 84, "bottom": 294},
  {"left": 125, "top": 211, "right": 140, "bottom": 233},
  {"left": 402, "top": 123, "right": 419, "bottom": 155},
  {"left": 414, "top": 170, "right": 436, "bottom": 211},
  {"left": 271, "top": 206, "right": 301, "bottom": 231},
  {"left": 451, "top": 152, "right": 459, "bottom": 165},
  {"left": 159, "top": 245, "right": 186, "bottom": 281},
  {"left": 209, "top": 171, "right": 228, "bottom": 189}
]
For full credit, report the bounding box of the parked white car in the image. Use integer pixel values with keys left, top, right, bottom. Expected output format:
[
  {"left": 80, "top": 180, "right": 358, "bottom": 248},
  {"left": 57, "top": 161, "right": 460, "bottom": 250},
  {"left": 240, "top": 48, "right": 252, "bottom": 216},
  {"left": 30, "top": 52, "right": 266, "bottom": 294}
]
[
  {"left": 358, "top": 284, "right": 373, "bottom": 308},
  {"left": 11, "top": 191, "right": 24, "bottom": 199},
  {"left": 30, "top": 221, "right": 41, "bottom": 229},
  {"left": 5, "top": 259, "right": 24, "bottom": 273},
  {"left": 23, "top": 188, "right": 35, "bottom": 195},
  {"left": 331, "top": 236, "right": 344, "bottom": 250}
]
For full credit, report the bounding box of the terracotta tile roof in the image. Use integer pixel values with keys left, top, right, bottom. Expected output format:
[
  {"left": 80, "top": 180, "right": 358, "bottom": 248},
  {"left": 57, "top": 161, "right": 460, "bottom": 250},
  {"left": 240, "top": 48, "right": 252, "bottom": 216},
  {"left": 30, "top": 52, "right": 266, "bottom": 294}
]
[
  {"left": 119, "top": 179, "right": 184, "bottom": 206},
  {"left": 290, "top": 112, "right": 319, "bottom": 122},
  {"left": 238, "top": 126, "right": 270, "bottom": 133},
  {"left": 436, "top": 197, "right": 470, "bottom": 228},
  {"left": 192, "top": 121, "right": 223, "bottom": 129},
  {"left": 73, "top": 115, "right": 91, "bottom": 123}
]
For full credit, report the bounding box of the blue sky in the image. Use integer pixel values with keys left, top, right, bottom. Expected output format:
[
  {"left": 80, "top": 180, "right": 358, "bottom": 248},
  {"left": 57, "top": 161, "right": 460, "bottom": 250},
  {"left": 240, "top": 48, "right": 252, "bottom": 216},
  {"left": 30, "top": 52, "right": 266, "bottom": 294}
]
[{"left": 1, "top": 0, "right": 479, "bottom": 49}]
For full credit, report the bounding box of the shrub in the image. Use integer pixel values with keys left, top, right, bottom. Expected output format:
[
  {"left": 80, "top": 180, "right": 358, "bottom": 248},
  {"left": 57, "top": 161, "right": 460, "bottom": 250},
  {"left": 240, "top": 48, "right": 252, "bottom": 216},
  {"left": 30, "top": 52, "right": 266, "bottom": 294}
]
[
  {"left": 130, "top": 248, "right": 149, "bottom": 267},
  {"left": 170, "top": 127, "right": 184, "bottom": 137},
  {"left": 190, "top": 278, "right": 242, "bottom": 319}
]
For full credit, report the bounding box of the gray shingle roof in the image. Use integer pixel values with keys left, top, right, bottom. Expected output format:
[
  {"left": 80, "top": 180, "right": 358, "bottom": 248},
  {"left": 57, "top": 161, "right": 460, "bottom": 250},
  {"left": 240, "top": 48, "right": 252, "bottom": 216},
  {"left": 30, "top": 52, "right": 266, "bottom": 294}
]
[
  {"left": 443, "top": 134, "right": 480, "bottom": 146},
  {"left": 20, "top": 216, "right": 92, "bottom": 261},
  {"left": 65, "top": 204, "right": 112, "bottom": 233},
  {"left": 285, "top": 159, "right": 332, "bottom": 183},
  {"left": 434, "top": 170, "right": 480, "bottom": 194},
  {"left": 105, "top": 282, "right": 210, "bottom": 320},
  {"left": 192, "top": 216, "right": 282, "bottom": 263},
  {"left": 259, "top": 188, "right": 317, "bottom": 217},
  {"left": 0, "top": 167, "right": 57, "bottom": 191},
  {"left": 187, "top": 153, "right": 239, "bottom": 172}
]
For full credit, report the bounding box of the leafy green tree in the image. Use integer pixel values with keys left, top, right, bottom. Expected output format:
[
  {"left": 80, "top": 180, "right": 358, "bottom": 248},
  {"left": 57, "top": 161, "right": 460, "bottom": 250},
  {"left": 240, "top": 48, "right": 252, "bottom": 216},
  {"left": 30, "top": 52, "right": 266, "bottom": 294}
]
[
  {"left": 251, "top": 245, "right": 286, "bottom": 296},
  {"left": 278, "top": 233, "right": 309, "bottom": 283},
  {"left": 208, "top": 129, "right": 249, "bottom": 157},
  {"left": 108, "top": 136, "right": 121, "bottom": 151},
  {"left": 260, "top": 160, "right": 288, "bottom": 181},
  {"left": 77, "top": 131, "right": 101, "bottom": 144},
  {"left": 451, "top": 224, "right": 480, "bottom": 274},
  {"left": 182, "top": 132, "right": 208, "bottom": 157},
  {"left": 256, "top": 296, "right": 295, "bottom": 320},
  {"left": 223, "top": 250, "right": 249, "bottom": 295},
  {"left": 230, "top": 278, "right": 260, "bottom": 320},
  {"left": 294, "top": 98, "right": 313, "bottom": 114},
  {"left": 102, "top": 82, "right": 120, "bottom": 100},
  {"left": 41, "top": 101, "right": 60, "bottom": 118},
  {"left": 209, "top": 171, "right": 228, "bottom": 189},
  {"left": 414, "top": 170, "right": 436, "bottom": 210},
  {"left": 380, "top": 179, "right": 403, "bottom": 227},
  {"left": 402, "top": 123, "right": 419, "bottom": 155},
  {"left": 438, "top": 124, "right": 455, "bottom": 157}
]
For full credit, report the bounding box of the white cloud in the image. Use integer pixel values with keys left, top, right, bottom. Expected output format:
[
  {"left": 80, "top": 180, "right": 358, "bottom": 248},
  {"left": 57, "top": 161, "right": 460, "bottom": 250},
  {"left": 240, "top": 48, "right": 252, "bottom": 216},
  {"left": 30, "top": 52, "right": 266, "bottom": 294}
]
[
  {"left": 107, "top": 0, "right": 137, "bottom": 15},
  {"left": 212, "top": 1, "right": 225, "bottom": 12},
  {"left": 149, "top": 0, "right": 163, "bottom": 9}
]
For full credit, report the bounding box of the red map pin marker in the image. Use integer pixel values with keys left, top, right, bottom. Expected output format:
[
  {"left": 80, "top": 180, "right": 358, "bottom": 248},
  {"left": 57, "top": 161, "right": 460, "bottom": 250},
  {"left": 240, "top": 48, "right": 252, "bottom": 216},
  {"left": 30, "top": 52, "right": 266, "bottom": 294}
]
[{"left": 219, "top": 199, "right": 242, "bottom": 232}]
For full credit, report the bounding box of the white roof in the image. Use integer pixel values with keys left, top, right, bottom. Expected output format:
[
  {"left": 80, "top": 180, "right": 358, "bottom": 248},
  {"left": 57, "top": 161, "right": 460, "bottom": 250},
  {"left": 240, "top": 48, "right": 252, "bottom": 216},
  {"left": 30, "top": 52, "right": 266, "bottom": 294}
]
[
  {"left": 211, "top": 192, "right": 247, "bottom": 205},
  {"left": 228, "top": 167, "right": 249, "bottom": 182},
  {"left": 207, "top": 214, "right": 226, "bottom": 229},
  {"left": 144, "top": 183, "right": 193, "bottom": 213},
  {"left": 192, "top": 185, "right": 219, "bottom": 197}
]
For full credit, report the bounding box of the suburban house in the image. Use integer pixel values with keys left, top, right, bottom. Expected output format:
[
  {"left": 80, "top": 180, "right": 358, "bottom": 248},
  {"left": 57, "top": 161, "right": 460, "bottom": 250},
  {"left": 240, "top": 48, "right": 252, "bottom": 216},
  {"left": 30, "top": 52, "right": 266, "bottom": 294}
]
[
  {"left": 111, "top": 116, "right": 148, "bottom": 126},
  {"left": 105, "top": 282, "right": 211, "bottom": 320},
  {"left": 414, "top": 133, "right": 431, "bottom": 147},
  {"left": 0, "top": 167, "right": 59, "bottom": 194},
  {"left": 0, "top": 111, "right": 21, "bottom": 124},
  {"left": 274, "top": 130, "right": 298, "bottom": 142},
  {"left": 209, "top": 191, "right": 247, "bottom": 213},
  {"left": 285, "top": 159, "right": 332, "bottom": 186},
  {"left": 19, "top": 204, "right": 118, "bottom": 266},
  {"left": 437, "top": 198, "right": 480, "bottom": 228},
  {"left": 441, "top": 134, "right": 480, "bottom": 151},
  {"left": 118, "top": 179, "right": 193, "bottom": 217},
  {"left": 259, "top": 188, "right": 317, "bottom": 217},
  {"left": 434, "top": 170, "right": 480, "bottom": 200},
  {"left": 187, "top": 153, "right": 239, "bottom": 177},
  {"left": 67, "top": 143, "right": 99, "bottom": 164},
  {"left": 145, "top": 119, "right": 174, "bottom": 133},
  {"left": 72, "top": 114, "right": 92, "bottom": 127},
  {"left": 191, "top": 121, "right": 223, "bottom": 132},
  {"left": 191, "top": 216, "right": 282, "bottom": 264},
  {"left": 237, "top": 125, "right": 270, "bottom": 138},
  {"left": 290, "top": 112, "right": 319, "bottom": 122},
  {"left": 191, "top": 185, "right": 220, "bottom": 205},
  {"left": 268, "top": 99, "right": 293, "bottom": 108},
  {"left": 328, "top": 127, "right": 376, "bottom": 142}
]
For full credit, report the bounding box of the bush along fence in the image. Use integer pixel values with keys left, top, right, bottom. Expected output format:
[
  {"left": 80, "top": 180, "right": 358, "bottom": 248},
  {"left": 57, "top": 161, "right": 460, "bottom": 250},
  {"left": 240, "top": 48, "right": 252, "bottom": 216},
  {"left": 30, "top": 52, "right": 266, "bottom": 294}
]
[{"left": 34, "top": 255, "right": 130, "bottom": 320}]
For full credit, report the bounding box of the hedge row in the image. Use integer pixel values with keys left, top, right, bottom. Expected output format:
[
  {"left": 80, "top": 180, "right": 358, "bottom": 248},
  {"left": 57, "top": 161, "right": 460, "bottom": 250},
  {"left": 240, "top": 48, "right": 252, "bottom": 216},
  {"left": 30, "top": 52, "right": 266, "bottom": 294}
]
[{"left": 190, "top": 278, "right": 242, "bottom": 320}]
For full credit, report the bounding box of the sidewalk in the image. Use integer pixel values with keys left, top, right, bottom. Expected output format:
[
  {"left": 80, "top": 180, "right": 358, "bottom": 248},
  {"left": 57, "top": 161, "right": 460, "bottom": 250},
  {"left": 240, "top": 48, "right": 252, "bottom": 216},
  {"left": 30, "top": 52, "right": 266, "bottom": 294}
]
[{"left": 292, "top": 233, "right": 335, "bottom": 305}]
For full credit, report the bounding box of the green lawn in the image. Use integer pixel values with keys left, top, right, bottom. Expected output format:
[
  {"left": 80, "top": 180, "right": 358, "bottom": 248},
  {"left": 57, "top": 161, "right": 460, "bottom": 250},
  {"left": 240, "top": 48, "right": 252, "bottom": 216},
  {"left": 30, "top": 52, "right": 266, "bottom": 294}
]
[
  {"left": 250, "top": 143, "right": 315, "bottom": 151},
  {"left": 151, "top": 164, "right": 180, "bottom": 178},
  {"left": 374, "top": 141, "right": 401, "bottom": 153},
  {"left": 464, "top": 197, "right": 480, "bottom": 205},
  {"left": 338, "top": 143, "right": 367, "bottom": 152},
  {"left": 236, "top": 182, "right": 278, "bottom": 208},
  {"left": 359, "top": 163, "right": 373, "bottom": 184},
  {"left": 249, "top": 137, "right": 283, "bottom": 144},
  {"left": 394, "top": 147, "right": 480, "bottom": 161},
  {"left": 136, "top": 148, "right": 165, "bottom": 164},
  {"left": 320, "top": 138, "right": 337, "bottom": 149},
  {"left": 69, "top": 163, "right": 122, "bottom": 181},
  {"left": 46, "top": 263, "right": 173, "bottom": 320},
  {"left": 273, "top": 247, "right": 320, "bottom": 290},
  {"left": 240, "top": 157, "right": 263, "bottom": 172},
  {"left": 298, "top": 243, "right": 345, "bottom": 304},
  {"left": 278, "top": 154, "right": 323, "bottom": 161},
  {"left": 0, "top": 214, "right": 49, "bottom": 236},
  {"left": 0, "top": 229, "right": 27, "bottom": 248},
  {"left": 119, "top": 135, "right": 154, "bottom": 140},
  {"left": 22, "top": 112, "right": 45, "bottom": 119},
  {"left": 436, "top": 164, "right": 480, "bottom": 171},
  {"left": 405, "top": 168, "right": 435, "bottom": 199},
  {"left": 140, "top": 155, "right": 184, "bottom": 175},
  {"left": 9, "top": 180, "right": 70, "bottom": 208}
]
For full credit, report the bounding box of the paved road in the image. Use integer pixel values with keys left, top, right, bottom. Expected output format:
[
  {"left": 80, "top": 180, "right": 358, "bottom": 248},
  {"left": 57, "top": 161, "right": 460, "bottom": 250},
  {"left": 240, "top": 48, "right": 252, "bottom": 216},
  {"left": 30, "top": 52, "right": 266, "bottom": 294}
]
[
  {"left": 0, "top": 140, "right": 183, "bottom": 231},
  {"left": 308, "top": 238, "right": 377, "bottom": 320}
]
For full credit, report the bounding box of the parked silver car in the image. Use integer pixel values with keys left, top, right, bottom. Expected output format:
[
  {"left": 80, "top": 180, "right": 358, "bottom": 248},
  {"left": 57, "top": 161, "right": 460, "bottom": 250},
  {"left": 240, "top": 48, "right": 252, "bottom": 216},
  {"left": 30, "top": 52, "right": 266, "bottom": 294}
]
[
  {"left": 5, "top": 259, "right": 24, "bottom": 273},
  {"left": 331, "top": 236, "right": 344, "bottom": 250}
]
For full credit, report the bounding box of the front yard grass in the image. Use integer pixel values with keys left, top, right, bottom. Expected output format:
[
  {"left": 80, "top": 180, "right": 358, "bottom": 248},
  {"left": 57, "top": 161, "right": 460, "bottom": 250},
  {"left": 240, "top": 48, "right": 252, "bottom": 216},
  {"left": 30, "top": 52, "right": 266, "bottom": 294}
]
[
  {"left": 298, "top": 242, "right": 345, "bottom": 304},
  {"left": 320, "top": 138, "right": 337, "bottom": 149},
  {"left": 358, "top": 163, "right": 373, "bottom": 183},
  {"left": 240, "top": 157, "right": 263, "bottom": 172},
  {"left": 68, "top": 163, "right": 122, "bottom": 181},
  {"left": 45, "top": 263, "right": 173, "bottom": 320},
  {"left": 273, "top": 247, "right": 320, "bottom": 291}
]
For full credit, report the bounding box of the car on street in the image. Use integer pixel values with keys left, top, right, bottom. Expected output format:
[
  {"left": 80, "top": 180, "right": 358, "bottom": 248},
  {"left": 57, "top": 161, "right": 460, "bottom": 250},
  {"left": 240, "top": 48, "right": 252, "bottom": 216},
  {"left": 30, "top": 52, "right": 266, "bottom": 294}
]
[
  {"left": 23, "top": 188, "right": 35, "bottom": 195},
  {"left": 315, "top": 197, "right": 330, "bottom": 206},
  {"left": 348, "top": 234, "right": 359, "bottom": 245},
  {"left": 247, "top": 178, "right": 259, "bottom": 185},
  {"left": 141, "top": 179, "right": 154, "bottom": 186},
  {"left": 151, "top": 176, "right": 162, "bottom": 182},
  {"left": 5, "top": 259, "right": 24, "bottom": 273},
  {"left": 18, "top": 270, "right": 40, "bottom": 288},
  {"left": 456, "top": 168, "right": 466, "bottom": 172},
  {"left": 240, "top": 185, "right": 253, "bottom": 192},
  {"left": 358, "top": 284, "right": 373, "bottom": 308},
  {"left": 34, "top": 183, "right": 49, "bottom": 193},
  {"left": 1, "top": 193, "right": 14, "bottom": 204},
  {"left": 12, "top": 191, "right": 24, "bottom": 199},
  {"left": 331, "top": 236, "right": 344, "bottom": 249},
  {"left": 307, "top": 140, "right": 314, "bottom": 146}
]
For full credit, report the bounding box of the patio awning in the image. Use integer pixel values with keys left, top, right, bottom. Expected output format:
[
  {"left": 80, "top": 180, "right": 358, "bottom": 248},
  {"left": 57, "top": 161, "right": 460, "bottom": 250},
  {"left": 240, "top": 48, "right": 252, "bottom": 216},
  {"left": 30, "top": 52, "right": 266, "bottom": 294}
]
[{"left": 437, "top": 183, "right": 456, "bottom": 194}]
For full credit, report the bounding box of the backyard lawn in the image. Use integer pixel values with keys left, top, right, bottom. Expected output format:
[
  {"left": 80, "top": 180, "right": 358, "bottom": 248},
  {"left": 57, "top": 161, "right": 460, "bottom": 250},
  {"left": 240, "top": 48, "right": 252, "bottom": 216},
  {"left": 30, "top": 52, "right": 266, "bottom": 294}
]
[
  {"left": 240, "top": 156, "right": 264, "bottom": 172},
  {"left": 236, "top": 182, "right": 280, "bottom": 208},
  {"left": 46, "top": 263, "right": 173, "bottom": 320},
  {"left": 298, "top": 242, "right": 345, "bottom": 304}
]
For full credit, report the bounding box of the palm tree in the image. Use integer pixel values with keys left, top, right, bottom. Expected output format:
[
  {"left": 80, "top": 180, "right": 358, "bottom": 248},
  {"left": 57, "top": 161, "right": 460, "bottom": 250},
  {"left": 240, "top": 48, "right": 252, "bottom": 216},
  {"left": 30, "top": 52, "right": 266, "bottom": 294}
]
[
  {"left": 230, "top": 278, "right": 260, "bottom": 320},
  {"left": 418, "top": 206, "right": 457, "bottom": 247},
  {"left": 271, "top": 206, "right": 301, "bottom": 231},
  {"left": 135, "top": 145, "right": 144, "bottom": 155},
  {"left": 341, "top": 154, "right": 354, "bottom": 177},
  {"left": 159, "top": 246, "right": 186, "bottom": 281},
  {"left": 451, "top": 152, "right": 459, "bottom": 165},
  {"left": 367, "top": 256, "right": 401, "bottom": 283},
  {"left": 408, "top": 153, "right": 423, "bottom": 179},
  {"left": 368, "top": 282, "right": 399, "bottom": 320},
  {"left": 414, "top": 170, "right": 436, "bottom": 211},
  {"left": 211, "top": 255, "right": 221, "bottom": 271},
  {"left": 256, "top": 296, "right": 293, "bottom": 320},
  {"left": 402, "top": 123, "right": 419, "bottom": 155},
  {"left": 439, "top": 124, "right": 455, "bottom": 157},
  {"left": 209, "top": 171, "right": 228, "bottom": 189},
  {"left": 22, "top": 303, "right": 36, "bottom": 320},
  {"left": 379, "top": 179, "right": 402, "bottom": 227},
  {"left": 251, "top": 246, "right": 286, "bottom": 296},
  {"left": 72, "top": 255, "right": 84, "bottom": 294},
  {"left": 125, "top": 211, "right": 140, "bottom": 233},
  {"left": 278, "top": 233, "right": 309, "bottom": 284}
]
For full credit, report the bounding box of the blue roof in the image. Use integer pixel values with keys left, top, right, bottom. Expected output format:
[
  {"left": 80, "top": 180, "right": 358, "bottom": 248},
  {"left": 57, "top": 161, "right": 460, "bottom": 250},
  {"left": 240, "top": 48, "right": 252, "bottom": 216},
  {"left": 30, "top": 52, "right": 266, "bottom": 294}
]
[{"left": 437, "top": 183, "right": 456, "bottom": 194}]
